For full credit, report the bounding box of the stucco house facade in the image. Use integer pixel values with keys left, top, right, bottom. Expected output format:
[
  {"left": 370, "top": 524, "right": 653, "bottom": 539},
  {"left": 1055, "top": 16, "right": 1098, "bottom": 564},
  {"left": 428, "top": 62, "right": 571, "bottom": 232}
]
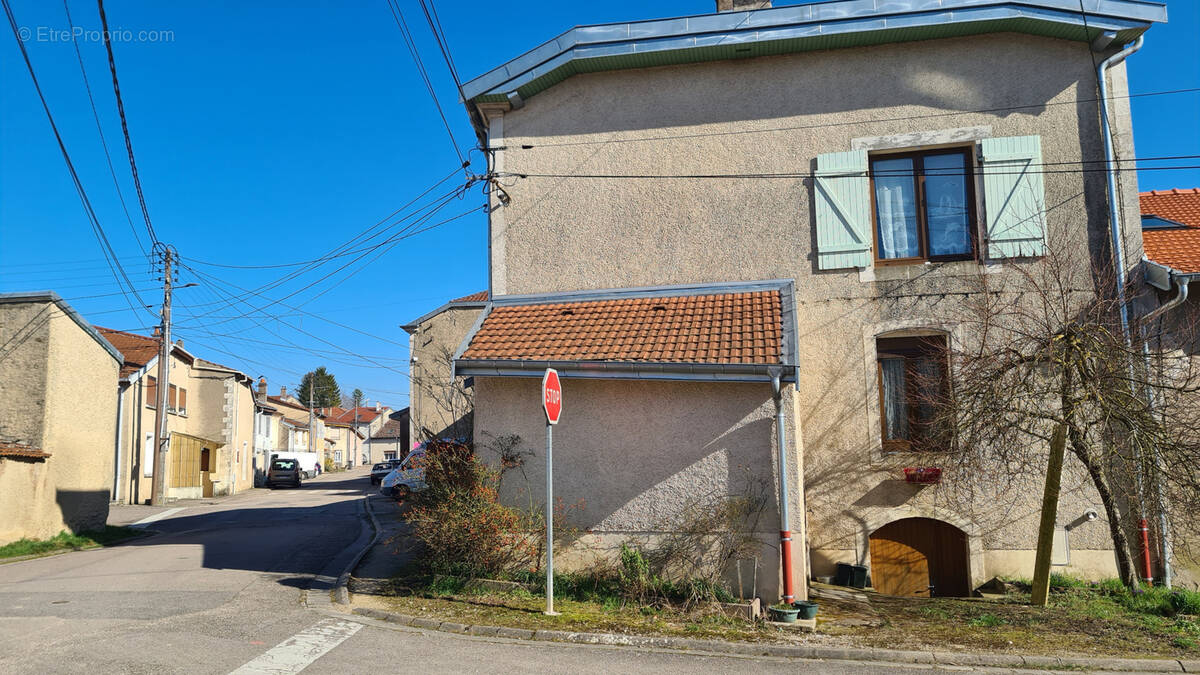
[
  {"left": 403, "top": 292, "right": 486, "bottom": 442},
  {"left": 100, "top": 329, "right": 256, "bottom": 503},
  {"left": 362, "top": 408, "right": 410, "bottom": 464},
  {"left": 0, "top": 292, "right": 121, "bottom": 545},
  {"left": 450, "top": 0, "right": 1168, "bottom": 600}
]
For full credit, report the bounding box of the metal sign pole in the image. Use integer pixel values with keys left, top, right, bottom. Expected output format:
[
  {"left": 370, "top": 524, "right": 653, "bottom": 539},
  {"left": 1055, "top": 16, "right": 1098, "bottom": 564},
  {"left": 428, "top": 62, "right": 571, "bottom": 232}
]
[{"left": 545, "top": 419, "right": 557, "bottom": 615}]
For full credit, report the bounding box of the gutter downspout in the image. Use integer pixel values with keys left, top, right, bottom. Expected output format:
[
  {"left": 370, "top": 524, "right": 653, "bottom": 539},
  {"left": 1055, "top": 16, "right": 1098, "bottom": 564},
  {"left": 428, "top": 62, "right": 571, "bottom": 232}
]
[
  {"left": 113, "top": 384, "right": 125, "bottom": 503},
  {"left": 1098, "top": 35, "right": 1143, "bottom": 336},
  {"left": 772, "top": 372, "right": 795, "bottom": 604},
  {"left": 1139, "top": 275, "right": 1190, "bottom": 588},
  {"left": 1098, "top": 35, "right": 1152, "bottom": 582}
]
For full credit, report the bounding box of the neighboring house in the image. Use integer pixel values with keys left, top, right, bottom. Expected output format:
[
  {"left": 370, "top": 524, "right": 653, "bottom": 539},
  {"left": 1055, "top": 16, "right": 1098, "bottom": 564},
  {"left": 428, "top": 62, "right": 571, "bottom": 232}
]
[
  {"left": 327, "top": 404, "right": 392, "bottom": 465},
  {"left": 0, "top": 292, "right": 121, "bottom": 545},
  {"left": 1141, "top": 188, "right": 1200, "bottom": 369},
  {"left": 100, "top": 328, "right": 256, "bottom": 503},
  {"left": 402, "top": 291, "right": 487, "bottom": 441},
  {"left": 324, "top": 422, "right": 365, "bottom": 469},
  {"left": 363, "top": 408, "right": 410, "bottom": 464},
  {"left": 266, "top": 386, "right": 320, "bottom": 455},
  {"left": 252, "top": 378, "right": 279, "bottom": 485},
  {"left": 452, "top": 0, "right": 1166, "bottom": 599}
]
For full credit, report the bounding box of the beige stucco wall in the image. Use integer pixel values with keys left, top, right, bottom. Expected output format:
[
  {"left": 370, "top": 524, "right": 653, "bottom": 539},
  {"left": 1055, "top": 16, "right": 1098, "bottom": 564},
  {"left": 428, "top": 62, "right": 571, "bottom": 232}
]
[
  {"left": 479, "top": 33, "right": 1145, "bottom": 588},
  {"left": 411, "top": 306, "right": 482, "bottom": 441},
  {"left": 474, "top": 376, "right": 805, "bottom": 598},
  {"left": 0, "top": 301, "right": 118, "bottom": 544}
]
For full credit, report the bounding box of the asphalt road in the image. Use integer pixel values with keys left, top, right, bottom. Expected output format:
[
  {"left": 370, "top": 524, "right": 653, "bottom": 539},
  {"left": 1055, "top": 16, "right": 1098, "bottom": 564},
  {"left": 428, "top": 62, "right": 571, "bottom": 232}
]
[{"left": 0, "top": 469, "right": 1054, "bottom": 674}]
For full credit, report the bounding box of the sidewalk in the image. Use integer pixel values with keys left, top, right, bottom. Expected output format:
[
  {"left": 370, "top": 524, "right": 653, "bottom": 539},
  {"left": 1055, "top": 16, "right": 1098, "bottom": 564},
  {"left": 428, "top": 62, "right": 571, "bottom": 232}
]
[{"left": 341, "top": 504, "right": 1200, "bottom": 673}]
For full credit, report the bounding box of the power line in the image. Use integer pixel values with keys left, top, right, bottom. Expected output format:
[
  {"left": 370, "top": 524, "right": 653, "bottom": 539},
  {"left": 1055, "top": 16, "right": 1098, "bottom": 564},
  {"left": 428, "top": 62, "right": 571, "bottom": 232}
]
[
  {"left": 2, "top": 0, "right": 153, "bottom": 319},
  {"left": 61, "top": 0, "right": 147, "bottom": 257},
  {"left": 383, "top": 0, "right": 467, "bottom": 169},
  {"left": 504, "top": 87, "right": 1200, "bottom": 151},
  {"left": 96, "top": 0, "right": 158, "bottom": 246}
]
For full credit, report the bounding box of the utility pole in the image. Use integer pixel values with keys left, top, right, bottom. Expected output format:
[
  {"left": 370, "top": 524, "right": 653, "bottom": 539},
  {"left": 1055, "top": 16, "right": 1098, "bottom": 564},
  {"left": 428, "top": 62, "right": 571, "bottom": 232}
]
[
  {"left": 308, "top": 381, "right": 315, "bottom": 458},
  {"left": 149, "top": 245, "right": 173, "bottom": 506}
]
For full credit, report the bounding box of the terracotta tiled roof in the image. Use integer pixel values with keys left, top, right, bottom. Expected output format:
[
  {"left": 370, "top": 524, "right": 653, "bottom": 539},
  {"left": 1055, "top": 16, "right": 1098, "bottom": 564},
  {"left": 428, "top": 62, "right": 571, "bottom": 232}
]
[
  {"left": 461, "top": 289, "right": 783, "bottom": 364},
  {"left": 372, "top": 419, "right": 408, "bottom": 439},
  {"left": 1141, "top": 189, "right": 1200, "bottom": 274},
  {"left": 0, "top": 441, "right": 50, "bottom": 460},
  {"left": 452, "top": 291, "right": 488, "bottom": 303},
  {"left": 95, "top": 327, "right": 160, "bottom": 378},
  {"left": 266, "top": 395, "right": 310, "bottom": 413},
  {"left": 329, "top": 407, "right": 386, "bottom": 424}
]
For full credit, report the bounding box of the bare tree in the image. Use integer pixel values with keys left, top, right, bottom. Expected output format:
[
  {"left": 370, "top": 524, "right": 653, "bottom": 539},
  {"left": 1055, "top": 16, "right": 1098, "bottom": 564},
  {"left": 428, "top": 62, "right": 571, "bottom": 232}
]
[
  {"left": 923, "top": 235, "right": 1200, "bottom": 587},
  {"left": 412, "top": 346, "right": 474, "bottom": 441}
]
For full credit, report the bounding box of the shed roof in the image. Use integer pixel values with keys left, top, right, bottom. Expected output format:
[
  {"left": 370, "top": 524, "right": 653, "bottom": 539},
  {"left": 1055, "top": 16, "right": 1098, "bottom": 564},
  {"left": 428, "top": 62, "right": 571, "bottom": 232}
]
[
  {"left": 455, "top": 279, "right": 797, "bottom": 382},
  {"left": 1141, "top": 189, "right": 1200, "bottom": 275},
  {"left": 462, "top": 0, "right": 1165, "bottom": 106}
]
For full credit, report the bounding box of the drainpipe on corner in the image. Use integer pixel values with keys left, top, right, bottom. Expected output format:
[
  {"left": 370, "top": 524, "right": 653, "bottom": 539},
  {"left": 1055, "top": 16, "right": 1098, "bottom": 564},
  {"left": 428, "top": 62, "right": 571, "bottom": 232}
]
[
  {"left": 772, "top": 372, "right": 795, "bottom": 604},
  {"left": 113, "top": 384, "right": 125, "bottom": 504},
  {"left": 1139, "top": 274, "right": 1190, "bottom": 589}
]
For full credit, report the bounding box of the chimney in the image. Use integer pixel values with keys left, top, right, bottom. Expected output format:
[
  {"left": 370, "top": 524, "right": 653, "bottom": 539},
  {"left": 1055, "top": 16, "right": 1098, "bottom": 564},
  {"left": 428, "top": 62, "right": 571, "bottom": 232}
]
[
  {"left": 375, "top": 401, "right": 381, "bottom": 412},
  {"left": 716, "top": 0, "right": 770, "bottom": 11},
  {"left": 152, "top": 326, "right": 162, "bottom": 338},
  {"left": 258, "top": 377, "right": 267, "bottom": 397},
  {"left": 175, "top": 338, "right": 184, "bottom": 348},
  {"left": 280, "top": 386, "right": 287, "bottom": 397}
]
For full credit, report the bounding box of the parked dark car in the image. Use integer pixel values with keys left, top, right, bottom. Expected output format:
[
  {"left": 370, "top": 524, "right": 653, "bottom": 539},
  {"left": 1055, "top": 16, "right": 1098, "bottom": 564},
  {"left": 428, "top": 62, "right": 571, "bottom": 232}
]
[
  {"left": 370, "top": 459, "right": 402, "bottom": 485},
  {"left": 266, "top": 458, "right": 302, "bottom": 489}
]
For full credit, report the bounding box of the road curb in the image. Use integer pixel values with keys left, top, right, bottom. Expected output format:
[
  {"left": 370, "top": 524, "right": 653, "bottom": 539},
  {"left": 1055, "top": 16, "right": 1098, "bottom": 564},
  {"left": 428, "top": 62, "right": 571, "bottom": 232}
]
[
  {"left": 349, "top": 606, "right": 1191, "bottom": 671},
  {"left": 333, "top": 495, "right": 382, "bottom": 605},
  {"left": 305, "top": 496, "right": 375, "bottom": 608}
]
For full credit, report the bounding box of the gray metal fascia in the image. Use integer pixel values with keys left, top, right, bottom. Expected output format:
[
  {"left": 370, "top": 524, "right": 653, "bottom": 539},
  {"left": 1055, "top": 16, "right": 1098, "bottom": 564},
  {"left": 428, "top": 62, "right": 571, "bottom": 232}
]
[
  {"left": 1143, "top": 258, "right": 1174, "bottom": 291},
  {"left": 461, "top": 0, "right": 1164, "bottom": 101},
  {"left": 401, "top": 300, "right": 488, "bottom": 333},
  {"left": 0, "top": 290, "right": 124, "bottom": 364},
  {"left": 490, "top": 278, "right": 794, "bottom": 307},
  {"left": 782, "top": 279, "right": 801, "bottom": 388}
]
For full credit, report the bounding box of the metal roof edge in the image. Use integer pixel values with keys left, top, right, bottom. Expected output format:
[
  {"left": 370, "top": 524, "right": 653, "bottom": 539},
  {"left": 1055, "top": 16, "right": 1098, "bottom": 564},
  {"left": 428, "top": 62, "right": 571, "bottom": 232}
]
[
  {"left": 462, "top": 0, "right": 1165, "bottom": 103},
  {"left": 401, "top": 300, "right": 488, "bottom": 333},
  {"left": 454, "top": 358, "right": 793, "bottom": 383},
  {"left": 490, "top": 278, "right": 794, "bottom": 307},
  {"left": 0, "top": 290, "right": 124, "bottom": 364},
  {"left": 1143, "top": 257, "right": 1200, "bottom": 289}
]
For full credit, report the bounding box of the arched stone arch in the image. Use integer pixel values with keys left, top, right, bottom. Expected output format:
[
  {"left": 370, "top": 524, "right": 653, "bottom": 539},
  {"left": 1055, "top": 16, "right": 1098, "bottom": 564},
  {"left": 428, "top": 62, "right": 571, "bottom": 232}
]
[{"left": 858, "top": 505, "right": 985, "bottom": 593}]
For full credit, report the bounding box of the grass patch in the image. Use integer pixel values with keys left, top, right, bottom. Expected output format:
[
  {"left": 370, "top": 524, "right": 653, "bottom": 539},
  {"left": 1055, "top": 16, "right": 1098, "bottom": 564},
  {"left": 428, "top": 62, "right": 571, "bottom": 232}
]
[{"left": 0, "top": 526, "right": 144, "bottom": 560}]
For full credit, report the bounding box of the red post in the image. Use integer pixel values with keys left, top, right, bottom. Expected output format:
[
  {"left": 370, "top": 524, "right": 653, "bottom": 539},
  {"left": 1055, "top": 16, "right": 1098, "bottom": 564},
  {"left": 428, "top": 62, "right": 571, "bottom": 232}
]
[
  {"left": 780, "top": 530, "right": 795, "bottom": 603},
  {"left": 1140, "top": 518, "right": 1154, "bottom": 584}
]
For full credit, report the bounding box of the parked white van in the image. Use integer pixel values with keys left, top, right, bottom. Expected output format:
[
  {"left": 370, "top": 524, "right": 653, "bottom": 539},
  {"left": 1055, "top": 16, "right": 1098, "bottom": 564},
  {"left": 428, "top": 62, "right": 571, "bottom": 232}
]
[{"left": 379, "top": 449, "right": 426, "bottom": 499}]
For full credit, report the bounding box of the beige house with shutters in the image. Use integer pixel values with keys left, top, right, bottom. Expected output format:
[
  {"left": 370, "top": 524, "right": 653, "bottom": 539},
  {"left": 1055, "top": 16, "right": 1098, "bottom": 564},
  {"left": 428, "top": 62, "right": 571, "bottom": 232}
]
[
  {"left": 445, "top": 0, "right": 1169, "bottom": 600},
  {"left": 100, "top": 329, "right": 256, "bottom": 503}
]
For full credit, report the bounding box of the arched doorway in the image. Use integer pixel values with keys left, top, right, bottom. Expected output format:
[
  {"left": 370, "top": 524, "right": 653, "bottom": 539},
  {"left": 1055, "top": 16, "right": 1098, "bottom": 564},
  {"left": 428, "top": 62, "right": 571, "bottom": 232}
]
[{"left": 869, "top": 517, "right": 969, "bottom": 597}]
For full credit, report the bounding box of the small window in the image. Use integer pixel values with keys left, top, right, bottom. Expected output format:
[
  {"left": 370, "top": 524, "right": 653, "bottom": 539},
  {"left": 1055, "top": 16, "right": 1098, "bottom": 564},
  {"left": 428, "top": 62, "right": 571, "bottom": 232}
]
[
  {"left": 177, "top": 387, "right": 187, "bottom": 415},
  {"left": 877, "top": 335, "right": 951, "bottom": 452},
  {"left": 168, "top": 384, "right": 178, "bottom": 413},
  {"left": 146, "top": 376, "right": 157, "bottom": 409},
  {"left": 871, "top": 148, "right": 976, "bottom": 264}
]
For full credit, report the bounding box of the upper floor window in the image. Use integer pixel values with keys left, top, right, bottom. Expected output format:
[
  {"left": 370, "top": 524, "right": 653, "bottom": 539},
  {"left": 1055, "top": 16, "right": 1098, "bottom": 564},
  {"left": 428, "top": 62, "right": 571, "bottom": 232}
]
[
  {"left": 813, "top": 135, "right": 1047, "bottom": 270},
  {"left": 877, "top": 335, "right": 950, "bottom": 452},
  {"left": 871, "top": 149, "right": 975, "bottom": 264},
  {"left": 167, "top": 384, "right": 187, "bottom": 416}
]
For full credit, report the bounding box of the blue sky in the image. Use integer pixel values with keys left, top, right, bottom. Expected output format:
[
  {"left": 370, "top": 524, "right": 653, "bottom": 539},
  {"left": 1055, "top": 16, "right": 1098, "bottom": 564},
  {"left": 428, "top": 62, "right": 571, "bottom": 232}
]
[{"left": 2, "top": 1, "right": 1197, "bottom": 407}]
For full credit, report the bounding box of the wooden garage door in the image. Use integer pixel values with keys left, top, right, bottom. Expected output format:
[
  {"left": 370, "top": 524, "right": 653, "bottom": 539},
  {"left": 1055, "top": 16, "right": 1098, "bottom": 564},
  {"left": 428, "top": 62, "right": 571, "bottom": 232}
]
[{"left": 869, "top": 518, "right": 969, "bottom": 598}]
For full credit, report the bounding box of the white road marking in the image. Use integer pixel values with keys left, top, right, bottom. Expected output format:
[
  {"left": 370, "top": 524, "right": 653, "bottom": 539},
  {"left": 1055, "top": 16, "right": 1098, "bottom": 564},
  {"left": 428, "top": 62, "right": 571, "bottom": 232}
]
[
  {"left": 129, "top": 507, "right": 185, "bottom": 527},
  {"left": 229, "top": 618, "right": 362, "bottom": 674}
]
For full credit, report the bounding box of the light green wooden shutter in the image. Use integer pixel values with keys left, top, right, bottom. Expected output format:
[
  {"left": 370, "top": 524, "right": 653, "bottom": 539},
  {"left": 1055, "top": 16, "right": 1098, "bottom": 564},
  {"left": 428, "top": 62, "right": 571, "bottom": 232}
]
[
  {"left": 814, "top": 149, "right": 871, "bottom": 269},
  {"left": 980, "top": 135, "right": 1047, "bottom": 258}
]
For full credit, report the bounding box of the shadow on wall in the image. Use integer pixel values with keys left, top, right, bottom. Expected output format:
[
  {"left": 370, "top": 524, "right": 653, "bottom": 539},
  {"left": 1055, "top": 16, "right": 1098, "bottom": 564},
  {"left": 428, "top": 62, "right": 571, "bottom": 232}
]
[{"left": 54, "top": 489, "right": 111, "bottom": 535}]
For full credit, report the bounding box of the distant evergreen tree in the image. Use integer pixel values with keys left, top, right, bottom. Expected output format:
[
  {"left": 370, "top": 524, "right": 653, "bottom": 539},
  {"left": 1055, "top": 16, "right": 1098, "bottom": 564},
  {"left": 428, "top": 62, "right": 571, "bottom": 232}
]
[
  {"left": 298, "top": 367, "right": 341, "bottom": 407},
  {"left": 352, "top": 388, "right": 364, "bottom": 408}
]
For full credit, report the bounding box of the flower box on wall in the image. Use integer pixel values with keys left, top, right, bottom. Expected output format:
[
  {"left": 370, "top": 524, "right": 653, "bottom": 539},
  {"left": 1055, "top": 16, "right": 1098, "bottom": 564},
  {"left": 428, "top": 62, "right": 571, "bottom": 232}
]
[{"left": 903, "top": 467, "right": 942, "bottom": 484}]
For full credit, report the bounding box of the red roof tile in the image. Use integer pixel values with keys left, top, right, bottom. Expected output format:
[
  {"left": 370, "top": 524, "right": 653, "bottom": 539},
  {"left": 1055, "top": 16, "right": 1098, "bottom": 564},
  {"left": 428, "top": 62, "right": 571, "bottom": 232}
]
[
  {"left": 1141, "top": 189, "right": 1200, "bottom": 274},
  {"left": 452, "top": 291, "right": 488, "bottom": 303},
  {"left": 329, "top": 407, "right": 387, "bottom": 424},
  {"left": 0, "top": 441, "right": 50, "bottom": 459},
  {"left": 94, "top": 327, "right": 160, "bottom": 378},
  {"left": 461, "top": 290, "right": 783, "bottom": 364}
]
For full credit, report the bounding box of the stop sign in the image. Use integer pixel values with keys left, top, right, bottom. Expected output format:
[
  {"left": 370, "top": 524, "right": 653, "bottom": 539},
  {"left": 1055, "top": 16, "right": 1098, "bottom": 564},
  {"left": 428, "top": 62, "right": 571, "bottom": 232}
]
[{"left": 542, "top": 368, "right": 562, "bottom": 425}]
